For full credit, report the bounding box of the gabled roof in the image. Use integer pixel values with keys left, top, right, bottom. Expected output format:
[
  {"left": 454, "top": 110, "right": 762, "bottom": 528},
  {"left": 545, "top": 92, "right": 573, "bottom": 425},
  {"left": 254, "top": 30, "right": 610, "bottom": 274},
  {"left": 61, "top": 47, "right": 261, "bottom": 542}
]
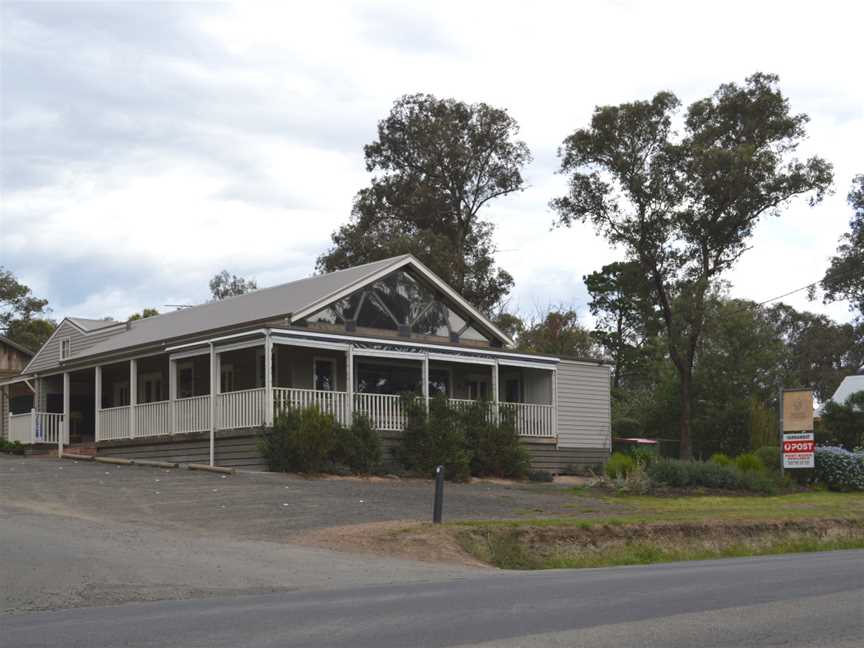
[
  {"left": 0, "top": 335, "right": 35, "bottom": 357},
  {"left": 64, "top": 255, "right": 512, "bottom": 364},
  {"left": 68, "top": 317, "right": 117, "bottom": 332}
]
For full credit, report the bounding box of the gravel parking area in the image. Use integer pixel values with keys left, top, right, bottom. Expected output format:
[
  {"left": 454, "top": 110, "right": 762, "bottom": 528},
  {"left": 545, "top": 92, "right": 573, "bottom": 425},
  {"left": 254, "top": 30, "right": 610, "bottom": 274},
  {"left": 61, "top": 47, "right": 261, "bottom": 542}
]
[
  {"left": 0, "top": 454, "right": 590, "bottom": 540},
  {"left": 0, "top": 455, "right": 607, "bottom": 614}
]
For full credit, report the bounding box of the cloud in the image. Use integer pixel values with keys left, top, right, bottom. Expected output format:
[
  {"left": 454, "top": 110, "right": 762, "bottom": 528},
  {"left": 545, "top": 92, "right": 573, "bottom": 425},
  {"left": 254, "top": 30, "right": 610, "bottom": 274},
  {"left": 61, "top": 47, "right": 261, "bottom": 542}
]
[{"left": 1, "top": 0, "right": 861, "bottom": 327}]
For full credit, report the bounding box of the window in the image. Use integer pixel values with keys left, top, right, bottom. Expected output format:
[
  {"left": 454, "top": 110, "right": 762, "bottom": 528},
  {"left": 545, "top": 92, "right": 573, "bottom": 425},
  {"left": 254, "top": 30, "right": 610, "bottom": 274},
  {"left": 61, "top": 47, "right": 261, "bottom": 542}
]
[
  {"left": 113, "top": 381, "right": 130, "bottom": 407},
  {"left": 428, "top": 368, "right": 451, "bottom": 397},
  {"left": 355, "top": 362, "right": 420, "bottom": 395},
  {"left": 504, "top": 378, "right": 521, "bottom": 403},
  {"left": 140, "top": 372, "right": 164, "bottom": 403},
  {"left": 178, "top": 361, "right": 195, "bottom": 398},
  {"left": 313, "top": 357, "right": 337, "bottom": 391},
  {"left": 59, "top": 337, "right": 72, "bottom": 360},
  {"left": 466, "top": 378, "right": 489, "bottom": 401},
  {"left": 256, "top": 349, "right": 266, "bottom": 388},
  {"left": 220, "top": 363, "right": 235, "bottom": 393}
]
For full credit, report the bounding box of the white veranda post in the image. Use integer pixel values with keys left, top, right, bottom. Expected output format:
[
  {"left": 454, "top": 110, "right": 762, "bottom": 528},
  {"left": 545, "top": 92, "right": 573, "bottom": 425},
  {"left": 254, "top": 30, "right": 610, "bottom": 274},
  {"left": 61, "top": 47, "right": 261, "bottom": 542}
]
[
  {"left": 265, "top": 332, "right": 273, "bottom": 426},
  {"left": 422, "top": 354, "right": 430, "bottom": 411},
  {"left": 94, "top": 365, "right": 102, "bottom": 441},
  {"left": 209, "top": 344, "right": 216, "bottom": 467},
  {"left": 129, "top": 359, "right": 137, "bottom": 439},
  {"left": 61, "top": 372, "right": 70, "bottom": 456},
  {"left": 169, "top": 358, "right": 177, "bottom": 433}
]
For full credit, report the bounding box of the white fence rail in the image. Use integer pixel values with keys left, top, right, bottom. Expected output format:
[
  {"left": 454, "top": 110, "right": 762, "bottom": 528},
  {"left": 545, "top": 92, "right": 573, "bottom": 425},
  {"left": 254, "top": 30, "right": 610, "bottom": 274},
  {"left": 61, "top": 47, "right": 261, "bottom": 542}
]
[
  {"left": 8, "top": 412, "right": 33, "bottom": 444},
  {"left": 7, "top": 411, "right": 67, "bottom": 444},
  {"left": 217, "top": 388, "right": 267, "bottom": 430},
  {"left": 35, "top": 412, "right": 65, "bottom": 444},
  {"left": 354, "top": 393, "right": 406, "bottom": 431},
  {"left": 175, "top": 395, "right": 210, "bottom": 434},
  {"left": 503, "top": 402, "right": 556, "bottom": 438},
  {"left": 135, "top": 401, "right": 171, "bottom": 438},
  {"left": 273, "top": 388, "right": 350, "bottom": 424},
  {"left": 98, "top": 406, "right": 130, "bottom": 441}
]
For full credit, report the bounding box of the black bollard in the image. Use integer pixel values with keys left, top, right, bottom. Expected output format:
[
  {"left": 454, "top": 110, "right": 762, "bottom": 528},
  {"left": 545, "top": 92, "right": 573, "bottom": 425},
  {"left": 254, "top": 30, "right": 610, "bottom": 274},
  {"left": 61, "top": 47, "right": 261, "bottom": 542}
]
[{"left": 432, "top": 464, "right": 444, "bottom": 524}]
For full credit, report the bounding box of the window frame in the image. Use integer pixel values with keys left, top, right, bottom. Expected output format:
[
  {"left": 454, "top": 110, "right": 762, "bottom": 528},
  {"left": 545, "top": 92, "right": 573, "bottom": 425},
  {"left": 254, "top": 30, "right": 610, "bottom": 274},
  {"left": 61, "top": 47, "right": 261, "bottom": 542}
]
[
  {"left": 59, "top": 337, "right": 72, "bottom": 361},
  {"left": 312, "top": 356, "right": 338, "bottom": 392}
]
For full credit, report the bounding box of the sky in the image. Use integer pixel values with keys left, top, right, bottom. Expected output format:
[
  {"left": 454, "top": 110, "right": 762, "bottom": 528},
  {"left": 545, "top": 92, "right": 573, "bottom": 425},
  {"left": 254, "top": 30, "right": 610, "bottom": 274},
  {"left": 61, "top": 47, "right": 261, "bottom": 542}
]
[{"left": 1, "top": 0, "right": 862, "bottom": 326}]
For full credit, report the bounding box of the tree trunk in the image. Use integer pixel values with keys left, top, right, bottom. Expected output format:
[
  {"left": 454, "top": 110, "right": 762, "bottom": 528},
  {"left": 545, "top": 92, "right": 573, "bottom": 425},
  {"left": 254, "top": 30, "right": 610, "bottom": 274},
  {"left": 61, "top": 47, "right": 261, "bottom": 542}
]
[{"left": 678, "top": 372, "right": 693, "bottom": 460}]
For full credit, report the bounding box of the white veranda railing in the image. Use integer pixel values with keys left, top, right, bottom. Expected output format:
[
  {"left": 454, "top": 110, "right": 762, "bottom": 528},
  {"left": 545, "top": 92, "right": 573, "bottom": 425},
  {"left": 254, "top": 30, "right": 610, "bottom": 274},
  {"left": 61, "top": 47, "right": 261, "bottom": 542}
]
[
  {"left": 87, "top": 391, "right": 557, "bottom": 442},
  {"left": 175, "top": 395, "right": 210, "bottom": 434},
  {"left": 98, "top": 406, "right": 130, "bottom": 441},
  {"left": 134, "top": 401, "right": 172, "bottom": 438},
  {"left": 273, "top": 388, "right": 350, "bottom": 424},
  {"left": 217, "top": 387, "right": 267, "bottom": 430},
  {"left": 6, "top": 411, "right": 67, "bottom": 444}
]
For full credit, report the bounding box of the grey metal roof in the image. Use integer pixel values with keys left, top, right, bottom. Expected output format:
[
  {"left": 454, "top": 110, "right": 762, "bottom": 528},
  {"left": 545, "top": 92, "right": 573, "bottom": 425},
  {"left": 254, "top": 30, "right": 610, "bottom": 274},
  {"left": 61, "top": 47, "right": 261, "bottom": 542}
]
[
  {"left": 0, "top": 335, "right": 35, "bottom": 357},
  {"left": 75, "top": 256, "right": 410, "bottom": 360},
  {"left": 69, "top": 317, "right": 117, "bottom": 331}
]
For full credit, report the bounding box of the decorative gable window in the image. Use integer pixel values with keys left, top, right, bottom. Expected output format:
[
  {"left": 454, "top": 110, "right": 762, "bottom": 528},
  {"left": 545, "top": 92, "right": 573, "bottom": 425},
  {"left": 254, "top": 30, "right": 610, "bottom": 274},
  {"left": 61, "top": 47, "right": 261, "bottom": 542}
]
[
  {"left": 59, "top": 337, "right": 72, "bottom": 360},
  {"left": 301, "top": 269, "right": 493, "bottom": 345}
]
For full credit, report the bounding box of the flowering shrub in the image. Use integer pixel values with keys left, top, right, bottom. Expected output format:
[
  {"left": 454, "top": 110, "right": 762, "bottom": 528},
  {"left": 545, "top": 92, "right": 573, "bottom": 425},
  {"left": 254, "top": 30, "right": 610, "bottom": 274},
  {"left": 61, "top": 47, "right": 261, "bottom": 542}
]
[{"left": 814, "top": 446, "right": 864, "bottom": 491}]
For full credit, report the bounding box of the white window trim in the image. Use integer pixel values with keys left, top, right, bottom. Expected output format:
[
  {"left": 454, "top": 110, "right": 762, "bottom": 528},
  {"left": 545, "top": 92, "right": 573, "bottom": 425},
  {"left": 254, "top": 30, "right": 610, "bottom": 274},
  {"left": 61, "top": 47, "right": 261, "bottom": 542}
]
[
  {"left": 313, "top": 356, "right": 337, "bottom": 392},
  {"left": 59, "top": 337, "right": 72, "bottom": 361}
]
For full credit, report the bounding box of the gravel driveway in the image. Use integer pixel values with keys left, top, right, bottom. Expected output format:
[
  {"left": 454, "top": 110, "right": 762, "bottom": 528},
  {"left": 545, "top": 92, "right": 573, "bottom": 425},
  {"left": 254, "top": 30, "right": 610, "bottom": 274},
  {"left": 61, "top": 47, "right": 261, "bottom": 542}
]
[{"left": 0, "top": 455, "right": 605, "bottom": 614}]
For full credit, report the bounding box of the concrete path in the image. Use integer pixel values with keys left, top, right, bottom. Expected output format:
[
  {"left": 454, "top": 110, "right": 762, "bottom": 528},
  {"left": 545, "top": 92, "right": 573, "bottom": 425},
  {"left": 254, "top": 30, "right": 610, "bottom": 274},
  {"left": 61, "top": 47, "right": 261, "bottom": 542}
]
[{"left": 4, "top": 551, "right": 862, "bottom": 647}]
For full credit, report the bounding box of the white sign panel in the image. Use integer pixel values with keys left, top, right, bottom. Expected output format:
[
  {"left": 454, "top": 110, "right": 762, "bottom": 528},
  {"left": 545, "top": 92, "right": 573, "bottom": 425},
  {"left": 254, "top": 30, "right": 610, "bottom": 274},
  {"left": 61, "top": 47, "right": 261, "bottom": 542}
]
[{"left": 783, "top": 432, "right": 815, "bottom": 469}]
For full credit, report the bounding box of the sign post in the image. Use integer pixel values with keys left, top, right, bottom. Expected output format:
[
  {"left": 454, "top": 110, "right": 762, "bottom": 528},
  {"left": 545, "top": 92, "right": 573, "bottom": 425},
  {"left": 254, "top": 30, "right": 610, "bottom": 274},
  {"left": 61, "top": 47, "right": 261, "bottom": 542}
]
[{"left": 781, "top": 388, "right": 814, "bottom": 471}]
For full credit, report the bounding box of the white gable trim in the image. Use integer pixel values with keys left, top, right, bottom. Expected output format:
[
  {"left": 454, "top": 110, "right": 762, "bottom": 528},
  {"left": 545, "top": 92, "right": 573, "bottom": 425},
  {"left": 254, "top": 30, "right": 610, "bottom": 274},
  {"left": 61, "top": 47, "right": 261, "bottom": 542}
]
[{"left": 289, "top": 255, "right": 514, "bottom": 347}]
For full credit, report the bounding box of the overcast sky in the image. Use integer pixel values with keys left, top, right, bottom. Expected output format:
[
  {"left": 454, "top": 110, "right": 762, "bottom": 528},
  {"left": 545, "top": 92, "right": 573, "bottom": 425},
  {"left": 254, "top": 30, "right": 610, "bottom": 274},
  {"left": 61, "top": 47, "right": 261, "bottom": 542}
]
[{"left": 1, "top": 0, "right": 861, "bottom": 326}]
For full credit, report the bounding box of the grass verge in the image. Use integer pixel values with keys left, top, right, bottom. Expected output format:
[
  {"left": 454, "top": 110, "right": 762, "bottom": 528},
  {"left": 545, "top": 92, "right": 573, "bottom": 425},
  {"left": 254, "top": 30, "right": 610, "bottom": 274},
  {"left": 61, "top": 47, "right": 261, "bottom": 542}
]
[{"left": 454, "top": 518, "right": 864, "bottom": 569}]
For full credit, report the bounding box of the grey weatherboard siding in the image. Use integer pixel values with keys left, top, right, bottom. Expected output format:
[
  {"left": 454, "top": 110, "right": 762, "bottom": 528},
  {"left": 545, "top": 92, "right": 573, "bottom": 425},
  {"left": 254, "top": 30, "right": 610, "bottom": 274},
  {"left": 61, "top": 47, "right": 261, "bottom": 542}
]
[{"left": 556, "top": 360, "right": 611, "bottom": 452}]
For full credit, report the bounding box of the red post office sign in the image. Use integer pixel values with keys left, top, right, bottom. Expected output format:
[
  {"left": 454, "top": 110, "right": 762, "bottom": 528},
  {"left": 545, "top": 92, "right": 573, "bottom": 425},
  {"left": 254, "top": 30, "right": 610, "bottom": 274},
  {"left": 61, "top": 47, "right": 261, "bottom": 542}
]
[{"left": 783, "top": 432, "right": 815, "bottom": 469}]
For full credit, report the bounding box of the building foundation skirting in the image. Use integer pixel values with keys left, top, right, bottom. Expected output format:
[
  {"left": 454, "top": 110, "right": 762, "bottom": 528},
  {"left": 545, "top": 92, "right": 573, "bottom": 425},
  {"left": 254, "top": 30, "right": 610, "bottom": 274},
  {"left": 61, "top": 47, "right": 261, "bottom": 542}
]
[
  {"left": 97, "top": 428, "right": 267, "bottom": 471},
  {"left": 97, "top": 430, "right": 609, "bottom": 474}
]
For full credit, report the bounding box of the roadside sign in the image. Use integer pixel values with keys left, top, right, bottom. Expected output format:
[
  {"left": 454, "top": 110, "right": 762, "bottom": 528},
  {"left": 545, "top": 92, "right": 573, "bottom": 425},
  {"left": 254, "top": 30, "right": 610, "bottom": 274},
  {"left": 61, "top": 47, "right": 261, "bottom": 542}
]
[
  {"left": 782, "top": 389, "right": 813, "bottom": 432},
  {"left": 783, "top": 432, "right": 814, "bottom": 469}
]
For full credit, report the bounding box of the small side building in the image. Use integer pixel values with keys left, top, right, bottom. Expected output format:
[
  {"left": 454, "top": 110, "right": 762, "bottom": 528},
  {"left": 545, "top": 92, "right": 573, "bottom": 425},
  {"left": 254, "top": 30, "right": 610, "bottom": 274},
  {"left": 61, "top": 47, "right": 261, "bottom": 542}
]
[{"left": 0, "top": 336, "right": 35, "bottom": 440}]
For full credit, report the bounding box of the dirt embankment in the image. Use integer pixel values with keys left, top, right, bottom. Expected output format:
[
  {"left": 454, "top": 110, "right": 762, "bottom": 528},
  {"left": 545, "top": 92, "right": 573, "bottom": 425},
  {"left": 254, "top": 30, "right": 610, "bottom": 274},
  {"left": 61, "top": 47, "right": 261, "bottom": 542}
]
[{"left": 293, "top": 518, "right": 864, "bottom": 570}]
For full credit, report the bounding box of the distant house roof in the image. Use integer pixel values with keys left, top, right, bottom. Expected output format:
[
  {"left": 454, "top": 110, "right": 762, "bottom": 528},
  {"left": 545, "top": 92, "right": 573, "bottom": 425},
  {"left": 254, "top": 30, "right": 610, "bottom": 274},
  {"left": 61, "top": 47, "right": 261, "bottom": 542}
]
[
  {"left": 47, "top": 255, "right": 513, "bottom": 366},
  {"left": 830, "top": 374, "right": 864, "bottom": 407},
  {"left": 0, "top": 335, "right": 35, "bottom": 357}
]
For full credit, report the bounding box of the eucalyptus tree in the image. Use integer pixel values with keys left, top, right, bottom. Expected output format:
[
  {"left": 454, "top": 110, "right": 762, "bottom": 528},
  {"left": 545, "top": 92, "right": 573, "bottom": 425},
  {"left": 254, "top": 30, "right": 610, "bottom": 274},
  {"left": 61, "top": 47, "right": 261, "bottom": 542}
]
[
  {"left": 552, "top": 73, "right": 833, "bottom": 458},
  {"left": 318, "top": 93, "right": 531, "bottom": 314}
]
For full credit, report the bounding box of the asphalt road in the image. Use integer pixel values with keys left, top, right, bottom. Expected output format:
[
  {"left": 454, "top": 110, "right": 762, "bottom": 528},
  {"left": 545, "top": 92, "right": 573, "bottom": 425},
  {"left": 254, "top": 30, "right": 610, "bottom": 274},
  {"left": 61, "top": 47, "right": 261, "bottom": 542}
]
[{"left": 5, "top": 551, "right": 863, "bottom": 648}]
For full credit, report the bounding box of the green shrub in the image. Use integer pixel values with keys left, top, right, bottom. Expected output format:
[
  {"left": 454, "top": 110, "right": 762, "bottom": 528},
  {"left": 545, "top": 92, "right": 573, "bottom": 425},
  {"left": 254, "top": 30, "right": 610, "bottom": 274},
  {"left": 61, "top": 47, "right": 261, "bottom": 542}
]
[
  {"left": 0, "top": 439, "right": 25, "bottom": 455},
  {"left": 332, "top": 413, "right": 382, "bottom": 474},
  {"left": 647, "top": 459, "right": 775, "bottom": 492},
  {"left": 258, "top": 406, "right": 336, "bottom": 473},
  {"left": 709, "top": 453, "right": 732, "bottom": 466},
  {"left": 606, "top": 452, "right": 636, "bottom": 479},
  {"left": 814, "top": 446, "right": 864, "bottom": 491},
  {"left": 735, "top": 452, "right": 765, "bottom": 473},
  {"left": 464, "top": 403, "right": 530, "bottom": 479},
  {"left": 527, "top": 469, "right": 554, "bottom": 482},
  {"left": 754, "top": 446, "right": 781, "bottom": 472},
  {"left": 734, "top": 468, "right": 778, "bottom": 494},
  {"left": 398, "top": 395, "right": 471, "bottom": 481},
  {"left": 628, "top": 445, "right": 658, "bottom": 468}
]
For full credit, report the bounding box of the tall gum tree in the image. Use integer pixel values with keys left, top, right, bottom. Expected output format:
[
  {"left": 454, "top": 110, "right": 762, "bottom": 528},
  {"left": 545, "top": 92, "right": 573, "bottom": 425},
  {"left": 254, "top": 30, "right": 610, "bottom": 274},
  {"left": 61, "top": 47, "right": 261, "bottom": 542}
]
[
  {"left": 551, "top": 73, "right": 833, "bottom": 459},
  {"left": 318, "top": 94, "right": 531, "bottom": 314}
]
